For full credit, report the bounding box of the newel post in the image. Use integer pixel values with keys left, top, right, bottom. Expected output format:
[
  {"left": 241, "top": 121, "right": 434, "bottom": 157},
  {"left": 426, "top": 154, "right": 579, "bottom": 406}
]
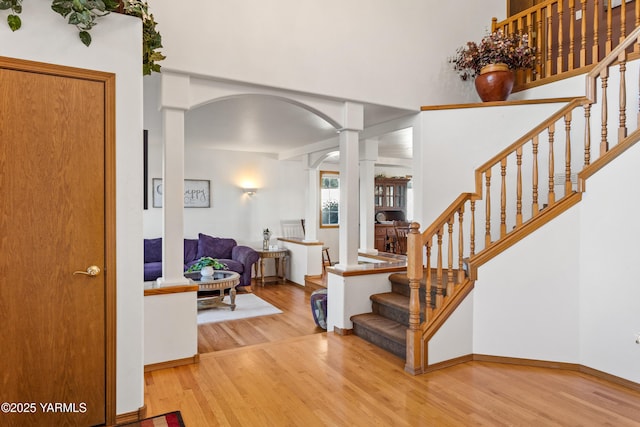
[{"left": 405, "top": 222, "right": 424, "bottom": 375}]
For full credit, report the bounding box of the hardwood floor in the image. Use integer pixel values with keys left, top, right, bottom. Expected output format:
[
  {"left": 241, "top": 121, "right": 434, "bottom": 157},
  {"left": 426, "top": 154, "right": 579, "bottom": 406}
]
[
  {"left": 144, "top": 279, "right": 640, "bottom": 426},
  {"left": 197, "top": 279, "right": 324, "bottom": 353}
]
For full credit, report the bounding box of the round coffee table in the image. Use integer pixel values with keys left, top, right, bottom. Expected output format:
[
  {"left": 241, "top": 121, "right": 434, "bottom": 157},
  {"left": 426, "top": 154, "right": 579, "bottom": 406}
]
[{"left": 186, "top": 270, "right": 240, "bottom": 311}]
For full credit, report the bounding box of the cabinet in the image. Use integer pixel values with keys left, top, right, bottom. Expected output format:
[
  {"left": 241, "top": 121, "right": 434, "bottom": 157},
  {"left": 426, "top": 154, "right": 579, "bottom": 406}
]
[
  {"left": 374, "top": 177, "right": 410, "bottom": 214},
  {"left": 374, "top": 177, "right": 410, "bottom": 253}
]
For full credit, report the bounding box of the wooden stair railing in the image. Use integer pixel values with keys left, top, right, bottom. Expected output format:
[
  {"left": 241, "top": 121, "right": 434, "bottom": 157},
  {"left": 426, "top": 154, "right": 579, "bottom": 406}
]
[
  {"left": 405, "top": 23, "right": 640, "bottom": 375},
  {"left": 492, "top": 0, "right": 640, "bottom": 90}
]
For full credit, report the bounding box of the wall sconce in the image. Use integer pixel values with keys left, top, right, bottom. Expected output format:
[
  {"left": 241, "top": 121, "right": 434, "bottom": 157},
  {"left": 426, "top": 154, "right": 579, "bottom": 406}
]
[{"left": 243, "top": 187, "right": 257, "bottom": 196}]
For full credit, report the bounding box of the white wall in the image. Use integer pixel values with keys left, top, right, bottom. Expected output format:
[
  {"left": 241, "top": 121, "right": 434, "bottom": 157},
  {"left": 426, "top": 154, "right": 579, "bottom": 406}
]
[
  {"left": 580, "top": 140, "right": 640, "bottom": 382},
  {"left": 0, "top": 5, "right": 144, "bottom": 415},
  {"left": 419, "top": 101, "right": 573, "bottom": 229},
  {"left": 149, "top": 0, "right": 505, "bottom": 109},
  {"left": 144, "top": 142, "right": 306, "bottom": 246},
  {"left": 473, "top": 208, "right": 581, "bottom": 362}
]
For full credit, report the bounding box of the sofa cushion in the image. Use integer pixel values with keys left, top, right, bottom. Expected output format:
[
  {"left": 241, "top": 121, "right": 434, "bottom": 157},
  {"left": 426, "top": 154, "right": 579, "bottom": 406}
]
[
  {"left": 184, "top": 239, "right": 198, "bottom": 263},
  {"left": 144, "top": 261, "right": 162, "bottom": 281},
  {"left": 197, "top": 233, "right": 236, "bottom": 260},
  {"left": 144, "top": 238, "right": 163, "bottom": 263}
]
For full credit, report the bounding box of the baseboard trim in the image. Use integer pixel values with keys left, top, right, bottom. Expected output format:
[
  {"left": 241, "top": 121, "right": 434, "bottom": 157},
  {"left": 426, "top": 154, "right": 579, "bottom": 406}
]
[
  {"left": 423, "top": 354, "right": 474, "bottom": 373},
  {"left": 144, "top": 354, "right": 200, "bottom": 373},
  {"left": 424, "top": 354, "right": 640, "bottom": 392},
  {"left": 115, "top": 404, "right": 146, "bottom": 425},
  {"left": 333, "top": 326, "right": 353, "bottom": 336}
]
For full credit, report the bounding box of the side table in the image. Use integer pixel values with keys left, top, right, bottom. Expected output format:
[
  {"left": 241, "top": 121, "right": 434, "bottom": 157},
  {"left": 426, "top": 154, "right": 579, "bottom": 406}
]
[{"left": 254, "top": 248, "right": 289, "bottom": 286}]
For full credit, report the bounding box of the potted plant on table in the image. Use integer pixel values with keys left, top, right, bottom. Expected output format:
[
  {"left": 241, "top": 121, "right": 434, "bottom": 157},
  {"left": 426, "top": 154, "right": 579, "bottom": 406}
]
[
  {"left": 451, "top": 30, "right": 536, "bottom": 102},
  {"left": 186, "top": 257, "right": 227, "bottom": 277}
]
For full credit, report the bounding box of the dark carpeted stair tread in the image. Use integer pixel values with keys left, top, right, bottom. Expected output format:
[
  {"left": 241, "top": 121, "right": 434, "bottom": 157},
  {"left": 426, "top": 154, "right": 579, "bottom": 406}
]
[
  {"left": 389, "top": 272, "right": 410, "bottom": 286},
  {"left": 351, "top": 313, "right": 406, "bottom": 343},
  {"left": 371, "top": 292, "right": 410, "bottom": 310}
]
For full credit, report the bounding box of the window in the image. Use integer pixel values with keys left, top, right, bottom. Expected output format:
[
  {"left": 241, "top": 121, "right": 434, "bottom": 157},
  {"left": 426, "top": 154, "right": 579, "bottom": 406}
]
[{"left": 320, "top": 171, "right": 339, "bottom": 227}]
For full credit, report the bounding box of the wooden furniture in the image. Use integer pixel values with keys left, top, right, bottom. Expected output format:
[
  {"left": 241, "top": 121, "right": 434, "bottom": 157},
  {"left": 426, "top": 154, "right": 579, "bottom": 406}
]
[
  {"left": 374, "top": 176, "right": 410, "bottom": 253},
  {"left": 254, "top": 248, "right": 289, "bottom": 286},
  {"left": 393, "top": 221, "right": 410, "bottom": 255},
  {"left": 187, "top": 271, "right": 240, "bottom": 311},
  {"left": 375, "top": 176, "right": 410, "bottom": 213}
]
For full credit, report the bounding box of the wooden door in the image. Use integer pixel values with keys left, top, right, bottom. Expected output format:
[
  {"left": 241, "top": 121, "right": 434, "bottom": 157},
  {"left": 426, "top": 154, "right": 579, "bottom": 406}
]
[{"left": 0, "top": 58, "right": 116, "bottom": 426}]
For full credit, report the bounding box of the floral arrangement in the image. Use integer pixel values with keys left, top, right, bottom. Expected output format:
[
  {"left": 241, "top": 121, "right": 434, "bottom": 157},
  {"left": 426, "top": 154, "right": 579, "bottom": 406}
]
[
  {"left": 186, "top": 257, "right": 228, "bottom": 273},
  {"left": 451, "top": 30, "right": 536, "bottom": 80}
]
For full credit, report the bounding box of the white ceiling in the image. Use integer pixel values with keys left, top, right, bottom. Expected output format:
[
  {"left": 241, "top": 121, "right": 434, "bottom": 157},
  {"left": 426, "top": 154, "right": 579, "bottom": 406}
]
[{"left": 184, "top": 96, "right": 416, "bottom": 161}]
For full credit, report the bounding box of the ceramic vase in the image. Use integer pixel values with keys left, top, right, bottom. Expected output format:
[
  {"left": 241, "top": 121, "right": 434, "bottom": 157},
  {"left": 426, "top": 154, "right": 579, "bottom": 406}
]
[
  {"left": 201, "top": 266, "right": 214, "bottom": 277},
  {"left": 474, "top": 63, "right": 515, "bottom": 102}
]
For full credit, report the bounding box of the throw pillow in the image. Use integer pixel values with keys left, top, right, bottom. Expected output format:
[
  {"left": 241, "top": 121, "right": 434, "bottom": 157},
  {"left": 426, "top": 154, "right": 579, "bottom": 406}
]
[
  {"left": 197, "top": 233, "right": 236, "bottom": 260},
  {"left": 144, "top": 238, "right": 163, "bottom": 263}
]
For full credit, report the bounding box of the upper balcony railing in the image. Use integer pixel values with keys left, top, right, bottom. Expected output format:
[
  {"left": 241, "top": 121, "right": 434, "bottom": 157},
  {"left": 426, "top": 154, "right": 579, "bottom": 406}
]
[{"left": 493, "top": 0, "right": 640, "bottom": 89}]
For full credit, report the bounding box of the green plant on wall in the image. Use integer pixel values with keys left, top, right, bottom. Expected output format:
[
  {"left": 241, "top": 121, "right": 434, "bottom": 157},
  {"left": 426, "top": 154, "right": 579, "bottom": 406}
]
[
  {"left": 1, "top": 0, "right": 164, "bottom": 75},
  {"left": 0, "top": 0, "right": 22, "bottom": 31},
  {"left": 51, "top": 0, "right": 120, "bottom": 47}
]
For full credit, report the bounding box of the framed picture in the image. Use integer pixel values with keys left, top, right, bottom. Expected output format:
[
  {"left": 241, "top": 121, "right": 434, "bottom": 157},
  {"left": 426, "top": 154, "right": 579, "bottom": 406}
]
[
  {"left": 606, "top": 0, "right": 632, "bottom": 9},
  {"left": 152, "top": 178, "right": 211, "bottom": 208}
]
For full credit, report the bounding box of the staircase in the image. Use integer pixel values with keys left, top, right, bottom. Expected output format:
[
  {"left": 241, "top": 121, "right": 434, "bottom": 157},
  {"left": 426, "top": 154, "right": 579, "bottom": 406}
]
[
  {"left": 351, "top": 273, "right": 422, "bottom": 359},
  {"left": 350, "top": 24, "right": 640, "bottom": 372}
]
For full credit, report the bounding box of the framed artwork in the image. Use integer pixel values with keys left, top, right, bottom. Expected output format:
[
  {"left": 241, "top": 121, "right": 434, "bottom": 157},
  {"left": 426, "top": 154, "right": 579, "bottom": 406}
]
[
  {"left": 143, "top": 130, "right": 148, "bottom": 210},
  {"left": 606, "top": 0, "right": 632, "bottom": 9},
  {"left": 152, "top": 178, "right": 211, "bottom": 208}
]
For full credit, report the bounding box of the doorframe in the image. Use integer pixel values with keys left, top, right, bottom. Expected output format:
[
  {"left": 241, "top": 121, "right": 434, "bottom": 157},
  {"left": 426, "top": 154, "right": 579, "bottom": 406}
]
[{"left": 0, "top": 56, "right": 117, "bottom": 425}]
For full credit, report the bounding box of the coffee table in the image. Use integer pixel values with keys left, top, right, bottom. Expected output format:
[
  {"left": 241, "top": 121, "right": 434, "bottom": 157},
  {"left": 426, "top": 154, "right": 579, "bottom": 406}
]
[{"left": 185, "top": 270, "right": 240, "bottom": 311}]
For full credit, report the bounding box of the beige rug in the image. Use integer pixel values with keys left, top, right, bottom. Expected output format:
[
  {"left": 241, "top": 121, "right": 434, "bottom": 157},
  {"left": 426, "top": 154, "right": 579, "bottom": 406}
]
[{"left": 197, "top": 293, "right": 282, "bottom": 324}]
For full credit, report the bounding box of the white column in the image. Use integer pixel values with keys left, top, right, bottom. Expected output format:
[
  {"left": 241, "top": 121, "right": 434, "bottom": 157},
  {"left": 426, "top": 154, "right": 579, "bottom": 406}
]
[
  {"left": 157, "top": 72, "right": 190, "bottom": 286},
  {"left": 157, "top": 108, "right": 188, "bottom": 285},
  {"left": 336, "top": 102, "right": 364, "bottom": 269},
  {"left": 412, "top": 116, "right": 424, "bottom": 225},
  {"left": 304, "top": 155, "right": 319, "bottom": 242},
  {"left": 359, "top": 139, "right": 378, "bottom": 254}
]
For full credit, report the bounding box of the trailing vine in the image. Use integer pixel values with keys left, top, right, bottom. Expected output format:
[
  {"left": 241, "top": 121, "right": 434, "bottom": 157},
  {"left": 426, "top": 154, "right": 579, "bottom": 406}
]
[
  {"left": 1, "top": 0, "right": 164, "bottom": 75},
  {"left": 0, "top": 0, "right": 22, "bottom": 31}
]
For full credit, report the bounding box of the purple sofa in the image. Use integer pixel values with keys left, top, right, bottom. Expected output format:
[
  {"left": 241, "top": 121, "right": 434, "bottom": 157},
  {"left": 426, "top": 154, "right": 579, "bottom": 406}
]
[{"left": 144, "top": 233, "right": 259, "bottom": 288}]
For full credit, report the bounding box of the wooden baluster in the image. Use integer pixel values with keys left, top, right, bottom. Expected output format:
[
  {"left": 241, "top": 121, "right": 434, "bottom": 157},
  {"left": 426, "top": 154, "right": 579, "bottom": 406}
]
[
  {"left": 492, "top": 17, "right": 498, "bottom": 33},
  {"left": 532, "top": 136, "right": 540, "bottom": 214},
  {"left": 619, "top": 54, "right": 627, "bottom": 142},
  {"left": 500, "top": 158, "right": 507, "bottom": 238},
  {"left": 527, "top": 13, "right": 535, "bottom": 83},
  {"left": 470, "top": 200, "right": 476, "bottom": 257},
  {"left": 436, "top": 228, "right": 444, "bottom": 309},
  {"left": 636, "top": 0, "right": 640, "bottom": 54},
  {"left": 547, "top": 10, "right": 554, "bottom": 76},
  {"left": 447, "top": 219, "right": 454, "bottom": 297},
  {"left": 638, "top": 47, "right": 640, "bottom": 127},
  {"left": 593, "top": 0, "right": 600, "bottom": 62},
  {"left": 620, "top": 0, "right": 627, "bottom": 43},
  {"left": 606, "top": 0, "right": 613, "bottom": 54},
  {"left": 568, "top": 0, "right": 575, "bottom": 71},
  {"left": 516, "top": 146, "right": 523, "bottom": 226},
  {"left": 485, "top": 169, "right": 492, "bottom": 247},
  {"left": 564, "top": 111, "right": 573, "bottom": 195},
  {"left": 425, "top": 240, "right": 432, "bottom": 311},
  {"left": 584, "top": 103, "right": 592, "bottom": 167},
  {"left": 457, "top": 207, "right": 465, "bottom": 284},
  {"left": 558, "top": 0, "right": 564, "bottom": 73},
  {"left": 580, "top": 0, "right": 587, "bottom": 67},
  {"left": 538, "top": 8, "right": 546, "bottom": 78},
  {"left": 601, "top": 68, "right": 609, "bottom": 155},
  {"left": 405, "top": 222, "right": 423, "bottom": 374},
  {"left": 549, "top": 123, "right": 556, "bottom": 206}
]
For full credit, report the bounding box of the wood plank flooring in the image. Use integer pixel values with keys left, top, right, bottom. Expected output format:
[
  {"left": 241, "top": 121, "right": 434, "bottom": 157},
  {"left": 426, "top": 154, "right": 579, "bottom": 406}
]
[
  {"left": 197, "top": 280, "right": 324, "bottom": 353},
  {"left": 144, "top": 279, "right": 640, "bottom": 426}
]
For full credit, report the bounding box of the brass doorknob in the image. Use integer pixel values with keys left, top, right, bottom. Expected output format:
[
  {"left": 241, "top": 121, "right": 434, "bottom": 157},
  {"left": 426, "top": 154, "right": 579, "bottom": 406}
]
[{"left": 73, "top": 265, "right": 101, "bottom": 276}]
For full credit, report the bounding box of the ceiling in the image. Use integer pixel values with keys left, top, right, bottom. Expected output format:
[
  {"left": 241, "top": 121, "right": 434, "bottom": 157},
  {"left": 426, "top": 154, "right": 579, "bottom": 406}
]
[{"left": 184, "top": 96, "right": 416, "bottom": 162}]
